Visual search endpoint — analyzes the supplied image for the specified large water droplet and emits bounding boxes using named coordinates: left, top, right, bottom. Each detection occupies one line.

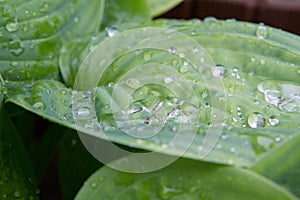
left=268, top=115, right=280, bottom=126
left=248, top=112, right=266, bottom=128
left=211, top=65, right=227, bottom=77
left=5, top=21, right=19, bottom=32
left=256, top=23, right=268, bottom=39
left=258, top=80, right=300, bottom=113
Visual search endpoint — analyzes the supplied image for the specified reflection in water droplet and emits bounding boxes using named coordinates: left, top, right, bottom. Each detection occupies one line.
left=33, top=102, right=45, bottom=110
left=168, top=47, right=177, bottom=54
left=105, top=27, right=119, bottom=37
left=275, top=136, right=282, bottom=143
left=76, top=107, right=91, bottom=117
left=268, top=115, right=280, bottom=126
left=248, top=112, right=266, bottom=128
left=211, top=65, right=227, bottom=77
left=256, top=23, right=268, bottom=39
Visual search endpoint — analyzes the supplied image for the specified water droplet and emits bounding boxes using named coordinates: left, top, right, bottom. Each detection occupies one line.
left=256, top=23, right=268, bottom=39
left=10, top=61, right=19, bottom=67
left=74, top=17, right=79, bottom=23
left=274, top=136, right=282, bottom=143
left=143, top=51, right=152, bottom=61
left=159, top=185, right=181, bottom=199
left=105, top=27, right=119, bottom=37
left=40, top=3, right=49, bottom=12
left=33, top=102, right=45, bottom=110
left=126, top=78, right=141, bottom=89
left=268, top=115, right=280, bottom=126
left=178, top=65, right=189, bottom=74
left=258, top=80, right=300, bottom=113
left=178, top=52, right=185, bottom=58
left=192, top=47, right=199, bottom=53
left=260, top=59, right=266, bottom=65
left=0, top=31, right=3, bottom=38
left=168, top=47, right=177, bottom=54
left=13, top=190, right=20, bottom=198
left=163, top=77, right=174, bottom=84
left=248, top=112, right=266, bottom=128
left=5, top=21, right=19, bottom=32
left=90, top=182, right=97, bottom=189
left=211, top=65, right=227, bottom=77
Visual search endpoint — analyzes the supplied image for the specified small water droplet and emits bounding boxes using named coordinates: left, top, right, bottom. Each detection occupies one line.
left=163, top=77, right=174, bottom=84
left=126, top=78, right=141, bottom=89
left=90, top=182, right=97, bottom=189
left=274, top=136, right=282, bottom=143
left=143, top=51, right=152, bottom=61
left=10, top=61, right=19, bottom=67
left=40, top=3, right=49, bottom=12
left=248, top=112, right=266, bottom=128
left=0, top=31, right=3, bottom=38
left=211, top=65, right=227, bottom=77
left=33, top=102, right=45, bottom=110
left=168, top=47, right=177, bottom=54
left=178, top=52, right=185, bottom=58
left=105, top=27, right=119, bottom=37
left=260, top=59, right=266, bottom=65
left=13, top=190, right=20, bottom=198
left=192, top=47, right=199, bottom=53
left=74, top=17, right=79, bottom=23
left=268, top=115, right=280, bottom=126
left=256, top=23, right=268, bottom=39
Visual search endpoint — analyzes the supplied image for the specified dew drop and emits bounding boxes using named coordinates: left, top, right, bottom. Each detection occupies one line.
left=10, top=61, right=19, bottom=67
left=168, top=47, right=177, bottom=54
left=126, top=78, right=141, bottom=89
left=256, top=23, right=268, bottom=39
left=143, top=51, right=152, bottom=61
left=5, top=21, right=19, bottom=32
left=74, top=17, right=79, bottom=23
left=178, top=65, right=189, bottom=74
left=33, top=102, right=45, bottom=110
left=248, top=112, right=266, bottom=128
left=268, top=115, right=280, bottom=126
left=105, top=27, right=119, bottom=37
left=13, top=190, right=20, bottom=198
left=0, top=31, right=3, bottom=38
left=40, top=3, right=49, bottom=12
left=211, top=65, right=227, bottom=77
left=90, top=182, right=97, bottom=189
left=178, top=52, right=185, bottom=58
left=163, top=77, right=174, bottom=84
left=9, top=48, right=24, bottom=57
left=274, top=136, right=282, bottom=143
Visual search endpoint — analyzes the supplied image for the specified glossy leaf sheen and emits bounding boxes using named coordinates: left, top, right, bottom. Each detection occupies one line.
left=75, top=158, right=297, bottom=200
left=0, top=0, right=104, bottom=81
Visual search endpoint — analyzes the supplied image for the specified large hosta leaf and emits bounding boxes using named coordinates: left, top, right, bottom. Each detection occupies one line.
left=4, top=19, right=300, bottom=169
left=0, top=0, right=104, bottom=81
left=75, top=157, right=297, bottom=200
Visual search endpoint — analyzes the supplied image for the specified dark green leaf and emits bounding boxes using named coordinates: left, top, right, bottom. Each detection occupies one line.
left=75, top=157, right=297, bottom=200
left=0, top=101, right=39, bottom=199
left=58, top=131, right=102, bottom=200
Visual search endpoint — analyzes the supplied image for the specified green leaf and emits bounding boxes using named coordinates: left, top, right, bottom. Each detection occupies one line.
left=0, top=0, right=104, bottom=82
left=75, top=157, right=297, bottom=200
left=146, top=0, right=184, bottom=17
left=58, top=130, right=102, bottom=200
left=5, top=19, right=300, bottom=169
left=0, top=101, right=39, bottom=199
left=101, top=0, right=151, bottom=29
left=252, top=134, right=300, bottom=197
